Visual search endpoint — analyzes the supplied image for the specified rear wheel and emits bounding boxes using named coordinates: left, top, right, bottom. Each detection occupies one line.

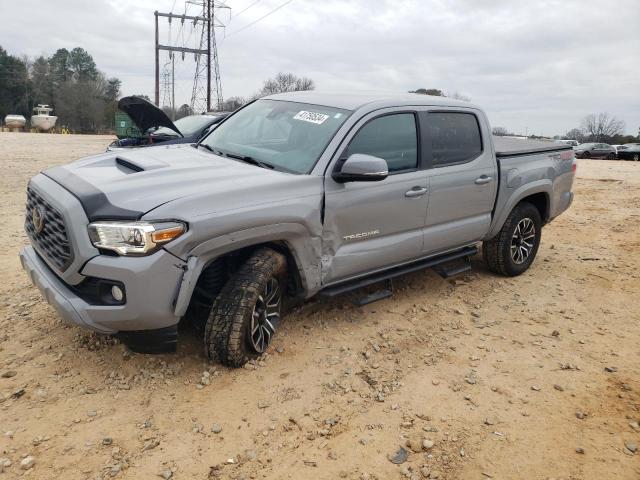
left=633, top=154, right=639, bottom=162
left=204, top=248, right=286, bottom=367
left=607, top=153, right=616, bottom=160
left=483, top=202, right=542, bottom=277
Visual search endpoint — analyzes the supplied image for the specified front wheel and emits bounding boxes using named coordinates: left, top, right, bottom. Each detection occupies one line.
left=633, top=154, right=639, bottom=162
left=581, top=151, right=590, bottom=159
left=483, top=202, right=542, bottom=276
left=607, top=153, right=616, bottom=160
left=204, top=248, right=286, bottom=367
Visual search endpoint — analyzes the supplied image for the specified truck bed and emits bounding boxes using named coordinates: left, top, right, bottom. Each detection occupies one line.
left=487, top=136, right=575, bottom=240
left=493, top=136, right=572, bottom=157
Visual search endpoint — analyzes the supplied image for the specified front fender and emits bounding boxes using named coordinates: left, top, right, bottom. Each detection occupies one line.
left=173, top=223, right=322, bottom=317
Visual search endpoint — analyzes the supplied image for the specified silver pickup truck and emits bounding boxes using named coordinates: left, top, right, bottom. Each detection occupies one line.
left=20, top=92, right=575, bottom=367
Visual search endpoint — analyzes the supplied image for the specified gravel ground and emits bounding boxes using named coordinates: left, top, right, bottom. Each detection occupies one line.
left=0, top=132, right=639, bottom=480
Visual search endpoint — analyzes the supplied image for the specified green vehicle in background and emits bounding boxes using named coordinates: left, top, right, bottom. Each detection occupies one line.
left=108, top=96, right=229, bottom=150
left=114, top=111, right=142, bottom=139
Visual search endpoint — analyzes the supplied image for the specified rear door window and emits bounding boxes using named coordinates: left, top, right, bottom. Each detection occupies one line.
left=428, top=112, right=482, bottom=167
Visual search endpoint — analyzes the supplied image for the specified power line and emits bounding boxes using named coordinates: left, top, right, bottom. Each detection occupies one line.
left=233, top=0, right=262, bottom=18
left=225, top=0, right=295, bottom=38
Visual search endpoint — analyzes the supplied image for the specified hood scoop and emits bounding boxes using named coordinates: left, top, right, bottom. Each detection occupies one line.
left=116, top=157, right=144, bottom=173
left=114, top=154, right=170, bottom=173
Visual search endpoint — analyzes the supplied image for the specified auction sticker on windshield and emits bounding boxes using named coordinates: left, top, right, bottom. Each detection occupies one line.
left=293, top=111, right=329, bottom=125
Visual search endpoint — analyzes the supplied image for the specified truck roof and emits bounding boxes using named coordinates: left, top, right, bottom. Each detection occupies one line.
left=263, top=91, right=478, bottom=111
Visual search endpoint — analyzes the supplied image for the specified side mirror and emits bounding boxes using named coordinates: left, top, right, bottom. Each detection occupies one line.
left=332, top=153, right=389, bottom=183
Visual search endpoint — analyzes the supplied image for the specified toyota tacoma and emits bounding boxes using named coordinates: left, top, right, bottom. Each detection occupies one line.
left=20, top=92, right=576, bottom=367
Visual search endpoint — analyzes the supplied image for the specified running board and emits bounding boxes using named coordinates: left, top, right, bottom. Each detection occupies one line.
left=320, top=246, right=478, bottom=299
left=435, top=261, right=472, bottom=279
left=353, top=279, right=394, bottom=306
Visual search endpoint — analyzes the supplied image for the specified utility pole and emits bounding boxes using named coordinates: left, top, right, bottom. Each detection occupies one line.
left=154, top=11, right=159, bottom=106
left=171, top=54, right=175, bottom=116
left=153, top=9, right=215, bottom=110
left=207, top=0, right=211, bottom=111
left=189, top=0, right=228, bottom=113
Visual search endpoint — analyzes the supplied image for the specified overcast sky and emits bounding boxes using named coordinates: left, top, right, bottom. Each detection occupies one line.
left=2, top=0, right=639, bottom=136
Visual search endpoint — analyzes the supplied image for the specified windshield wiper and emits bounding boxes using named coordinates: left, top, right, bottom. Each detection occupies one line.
left=224, top=152, right=275, bottom=170
left=198, top=144, right=275, bottom=170
left=197, top=143, right=224, bottom=156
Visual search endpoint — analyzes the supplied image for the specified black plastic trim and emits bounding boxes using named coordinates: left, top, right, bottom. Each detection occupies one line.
left=320, top=245, right=478, bottom=297
left=115, top=325, right=178, bottom=354
left=43, top=167, right=143, bottom=221
left=115, top=157, right=144, bottom=172
left=67, top=277, right=127, bottom=306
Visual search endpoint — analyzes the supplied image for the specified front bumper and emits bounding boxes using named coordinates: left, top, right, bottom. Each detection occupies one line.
left=20, top=245, right=186, bottom=335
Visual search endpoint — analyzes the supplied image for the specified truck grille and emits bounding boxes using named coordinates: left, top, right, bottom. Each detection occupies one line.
left=25, top=187, right=74, bottom=271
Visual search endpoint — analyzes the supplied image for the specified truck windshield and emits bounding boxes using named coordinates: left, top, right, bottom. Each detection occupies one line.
left=200, top=99, right=351, bottom=173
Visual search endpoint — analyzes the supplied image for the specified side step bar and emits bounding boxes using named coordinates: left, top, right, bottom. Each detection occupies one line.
left=320, top=245, right=478, bottom=298
left=435, top=261, right=472, bottom=279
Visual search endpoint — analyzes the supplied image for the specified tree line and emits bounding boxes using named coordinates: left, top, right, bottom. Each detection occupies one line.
left=7, top=43, right=634, bottom=144
left=127, top=72, right=316, bottom=122
left=0, top=45, right=121, bottom=133
left=0, top=43, right=317, bottom=133
left=493, top=113, right=638, bottom=144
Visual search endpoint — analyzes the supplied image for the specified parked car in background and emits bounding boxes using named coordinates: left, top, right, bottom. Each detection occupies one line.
left=574, top=143, right=616, bottom=159
left=616, top=144, right=640, bottom=161
left=108, top=96, right=229, bottom=151
left=612, top=145, right=628, bottom=156
left=555, top=139, right=578, bottom=148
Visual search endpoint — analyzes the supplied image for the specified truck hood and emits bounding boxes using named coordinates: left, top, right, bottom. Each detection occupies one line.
left=43, top=144, right=316, bottom=221
left=118, top=96, right=182, bottom=137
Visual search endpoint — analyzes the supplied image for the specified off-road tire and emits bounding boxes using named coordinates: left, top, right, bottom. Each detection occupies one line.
left=204, top=248, right=286, bottom=367
left=483, top=202, right=542, bottom=277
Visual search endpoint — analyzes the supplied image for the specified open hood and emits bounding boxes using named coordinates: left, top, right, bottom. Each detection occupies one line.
left=117, top=96, right=182, bottom=137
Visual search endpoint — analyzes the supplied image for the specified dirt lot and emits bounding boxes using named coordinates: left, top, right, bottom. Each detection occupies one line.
left=0, top=132, right=638, bottom=480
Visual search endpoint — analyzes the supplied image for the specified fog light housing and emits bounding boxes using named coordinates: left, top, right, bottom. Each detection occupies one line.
left=111, top=285, right=124, bottom=302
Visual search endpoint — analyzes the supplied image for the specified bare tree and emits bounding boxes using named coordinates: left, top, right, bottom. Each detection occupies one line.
left=259, top=72, right=315, bottom=96
left=564, top=128, right=584, bottom=143
left=447, top=91, right=471, bottom=102
left=411, top=88, right=444, bottom=96
left=492, top=126, right=510, bottom=136
left=220, top=96, right=246, bottom=111
left=176, top=104, right=193, bottom=119
left=580, top=113, right=625, bottom=141
left=410, top=88, right=470, bottom=101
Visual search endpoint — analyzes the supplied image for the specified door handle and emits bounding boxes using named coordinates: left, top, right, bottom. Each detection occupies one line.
left=405, top=186, right=428, bottom=197
left=475, top=175, right=493, bottom=185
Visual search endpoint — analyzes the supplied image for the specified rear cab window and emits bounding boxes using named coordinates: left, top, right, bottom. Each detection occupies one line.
left=427, top=112, right=483, bottom=167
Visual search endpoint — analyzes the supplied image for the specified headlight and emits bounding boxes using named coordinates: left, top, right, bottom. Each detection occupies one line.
left=87, top=221, right=186, bottom=256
